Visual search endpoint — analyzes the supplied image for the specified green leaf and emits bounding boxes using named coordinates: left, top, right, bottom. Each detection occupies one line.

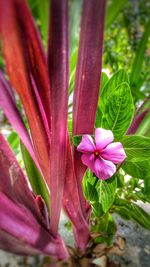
left=97, top=213, right=110, bottom=233
left=116, top=174, right=125, bottom=188
left=130, top=192, right=149, bottom=202
left=29, top=0, right=49, bottom=47
left=121, top=135, right=150, bottom=162
left=100, top=70, right=129, bottom=106
left=7, top=131, right=19, bottom=152
left=7, top=132, right=23, bottom=166
left=69, top=48, right=78, bottom=94
left=144, top=177, right=150, bottom=201
left=99, top=70, right=134, bottom=139
left=72, top=135, right=82, bottom=146
left=96, top=176, right=117, bottom=213
left=101, top=82, right=134, bottom=140
left=20, top=142, right=50, bottom=212
left=114, top=203, right=150, bottom=230
left=36, top=0, right=49, bottom=46
left=95, top=72, right=109, bottom=127
left=92, top=202, right=105, bottom=218
left=82, top=170, right=99, bottom=203
left=114, top=197, right=128, bottom=206
left=106, top=215, right=117, bottom=246
left=100, top=72, right=109, bottom=96
left=93, top=214, right=116, bottom=246
left=105, top=0, right=128, bottom=29
left=70, top=0, right=81, bottom=53
left=28, top=0, right=39, bottom=10
left=82, top=171, right=106, bottom=217
left=136, top=112, right=150, bottom=137
left=130, top=19, right=150, bottom=96
left=123, top=160, right=150, bottom=179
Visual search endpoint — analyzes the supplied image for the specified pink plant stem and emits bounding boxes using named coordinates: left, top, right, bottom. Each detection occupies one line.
left=48, top=0, right=69, bottom=236
left=127, top=94, right=150, bottom=134
left=0, top=71, right=40, bottom=170
left=63, top=138, right=90, bottom=251
left=72, top=0, right=106, bottom=219
left=127, top=109, right=150, bottom=134
left=0, top=0, right=51, bottom=179
left=135, top=94, right=150, bottom=116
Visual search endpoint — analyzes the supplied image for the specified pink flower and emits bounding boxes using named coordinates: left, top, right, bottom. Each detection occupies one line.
left=77, top=128, right=126, bottom=180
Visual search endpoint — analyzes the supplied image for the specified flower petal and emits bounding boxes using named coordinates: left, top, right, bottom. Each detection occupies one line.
left=101, top=142, right=126, bottom=164
left=81, top=153, right=95, bottom=172
left=95, top=128, right=114, bottom=150
left=77, top=135, right=95, bottom=153
left=94, top=158, right=116, bottom=180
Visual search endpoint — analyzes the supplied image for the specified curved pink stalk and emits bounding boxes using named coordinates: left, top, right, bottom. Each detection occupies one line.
left=72, top=0, right=106, bottom=217
left=0, top=0, right=51, bottom=179
left=0, top=193, right=68, bottom=258
left=73, top=0, right=106, bottom=135
left=127, top=109, right=150, bottom=134
left=48, top=0, right=69, bottom=236
left=0, top=133, right=68, bottom=259
left=0, top=71, right=40, bottom=170
left=0, top=133, right=45, bottom=223
left=63, top=138, right=90, bottom=251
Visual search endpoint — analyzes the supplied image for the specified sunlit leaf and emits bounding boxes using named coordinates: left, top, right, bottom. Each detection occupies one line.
left=96, top=176, right=117, bottom=213
left=121, top=135, right=150, bottom=161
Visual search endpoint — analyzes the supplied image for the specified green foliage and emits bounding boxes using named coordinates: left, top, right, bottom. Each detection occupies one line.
left=82, top=170, right=99, bottom=203
left=114, top=202, right=150, bottom=230
left=96, top=177, right=117, bottom=213
left=105, top=0, right=128, bottom=29
left=144, top=178, right=150, bottom=201
left=72, top=135, right=82, bottom=146
left=83, top=171, right=117, bottom=214
left=99, top=72, right=109, bottom=96
left=100, top=70, right=129, bottom=105
left=36, top=0, right=49, bottom=46
left=123, top=160, right=150, bottom=179
left=95, top=72, right=109, bottom=127
left=136, top=112, right=150, bottom=137
left=92, top=202, right=105, bottom=218
left=101, top=82, right=134, bottom=140
left=69, top=48, right=78, bottom=94
left=20, top=142, right=50, bottom=212
left=7, top=131, right=23, bottom=166
left=29, top=0, right=49, bottom=47
left=104, top=0, right=150, bottom=100
left=121, top=135, right=150, bottom=161
left=92, top=214, right=116, bottom=246
left=130, top=19, right=150, bottom=98
left=69, top=0, right=81, bottom=53
left=97, top=70, right=134, bottom=140
left=7, top=131, right=19, bottom=154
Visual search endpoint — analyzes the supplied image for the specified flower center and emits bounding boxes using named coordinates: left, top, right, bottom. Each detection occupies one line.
left=94, top=150, right=100, bottom=157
